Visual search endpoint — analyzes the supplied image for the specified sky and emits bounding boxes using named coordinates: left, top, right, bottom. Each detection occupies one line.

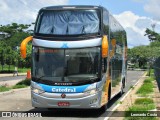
left=0, top=0, right=160, bottom=48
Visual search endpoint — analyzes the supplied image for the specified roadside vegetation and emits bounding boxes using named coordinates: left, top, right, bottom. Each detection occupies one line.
left=0, top=65, right=30, bottom=73
left=128, top=28, right=160, bottom=70
left=0, top=78, right=31, bottom=92
left=0, top=85, right=11, bottom=92
left=125, top=70, right=157, bottom=120
left=12, top=78, right=30, bottom=89
left=136, top=77, right=154, bottom=96
left=0, top=23, right=33, bottom=73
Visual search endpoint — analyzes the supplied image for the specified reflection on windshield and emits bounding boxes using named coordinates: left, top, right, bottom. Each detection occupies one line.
left=32, top=47, right=100, bottom=83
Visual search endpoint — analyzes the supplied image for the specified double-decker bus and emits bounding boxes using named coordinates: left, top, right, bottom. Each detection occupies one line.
left=20, top=5, right=127, bottom=111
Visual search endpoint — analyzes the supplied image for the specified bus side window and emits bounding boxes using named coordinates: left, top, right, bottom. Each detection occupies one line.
left=103, top=9, right=109, bottom=35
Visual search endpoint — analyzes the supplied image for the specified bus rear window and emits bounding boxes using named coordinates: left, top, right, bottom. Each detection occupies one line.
left=35, top=10, right=100, bottom=35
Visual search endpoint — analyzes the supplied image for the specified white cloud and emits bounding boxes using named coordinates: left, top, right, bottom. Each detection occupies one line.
left=113, top=11, right=159, bottom=48
left=1, top=0, right=159, bottom=48
left=144, top=0, right=160, bottom=20
left=0, top=0, right=68, bottom=25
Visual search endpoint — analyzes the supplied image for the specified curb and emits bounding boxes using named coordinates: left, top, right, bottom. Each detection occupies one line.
left=104, top=72, right=148, bottom=120
left=0, top=87, right=30, bottom=95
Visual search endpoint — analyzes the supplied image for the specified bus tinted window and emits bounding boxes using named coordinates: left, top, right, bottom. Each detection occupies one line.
left=103, top=9, right=109, bottom=35
left=36, top=10, right=100, bottom=35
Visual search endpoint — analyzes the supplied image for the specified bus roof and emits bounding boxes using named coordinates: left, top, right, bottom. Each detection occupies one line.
left=40, top=5, right=104, bottom=11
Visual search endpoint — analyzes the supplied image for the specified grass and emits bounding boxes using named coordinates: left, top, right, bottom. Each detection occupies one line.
left=12, top=79, right=31, bottom=89
left=128, top=104, right=155, bottom=111
left=135, top=98, right=154, bottom=105
left=125, top=104, right=156, bottom=120
left=124, top=73, right=157, bottom=120
left=136, top=83, right=154, bottom=96
left=0, top=64, right=30, bottom=73
left=144, top=78, right=154, bottom=83
left=0, top=79, right=31, bottom=92
left=147, top=69, right=155, bottom=77
left=12, top=85, right=28, bottom=89
left=136, top=77, right=154, bottom=96
left=125, top=103, right=156, bottom=119
left=0, top=86, right=11, bottom=92
left=16, top=78, right=31, bottom=86
left=18, top=68, right=30, bottom=73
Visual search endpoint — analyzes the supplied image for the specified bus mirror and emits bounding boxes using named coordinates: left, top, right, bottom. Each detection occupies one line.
left=20, top=36, right=33, bottom=59
left=102, top=35, right=109, bottom=58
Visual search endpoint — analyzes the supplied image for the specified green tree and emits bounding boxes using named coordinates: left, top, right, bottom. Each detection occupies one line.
left=127, top=45, right=160, bottom=69
left=0, top=23, right=33, bottom=70
left=145, top=28, right=160, bottom=42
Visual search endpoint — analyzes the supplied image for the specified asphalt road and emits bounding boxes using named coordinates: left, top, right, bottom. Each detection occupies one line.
left=0, top=70, right=145, bottom=120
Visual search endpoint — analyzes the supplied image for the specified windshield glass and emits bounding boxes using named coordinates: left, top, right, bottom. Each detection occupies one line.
left=35, top=10, right=100, bottom=35
left=32, top=47, right=100, bottom=83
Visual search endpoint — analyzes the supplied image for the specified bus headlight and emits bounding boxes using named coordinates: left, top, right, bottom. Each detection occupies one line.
left=84, top=89, right=97, bottom=96
left=32, top=88, right=45, bottom=94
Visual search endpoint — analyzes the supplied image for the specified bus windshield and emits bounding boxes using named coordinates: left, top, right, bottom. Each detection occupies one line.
left=35, top=10, right=100, bottom=35
left=32, top=47, right=100, bottom=84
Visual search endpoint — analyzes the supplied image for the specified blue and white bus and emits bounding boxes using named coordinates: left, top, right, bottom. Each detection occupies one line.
left=20, top=5, right=127, bottom=111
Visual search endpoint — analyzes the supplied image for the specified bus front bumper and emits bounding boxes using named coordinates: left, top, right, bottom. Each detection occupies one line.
left=31, top=91, right=102, bottom=109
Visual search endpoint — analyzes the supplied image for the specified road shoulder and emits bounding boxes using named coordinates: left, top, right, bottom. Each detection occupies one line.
left=105, top=72, right=147, bottom=120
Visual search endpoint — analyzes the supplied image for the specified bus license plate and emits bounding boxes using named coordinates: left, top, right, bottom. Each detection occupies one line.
left=58, top=102, right=70, bottom=106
